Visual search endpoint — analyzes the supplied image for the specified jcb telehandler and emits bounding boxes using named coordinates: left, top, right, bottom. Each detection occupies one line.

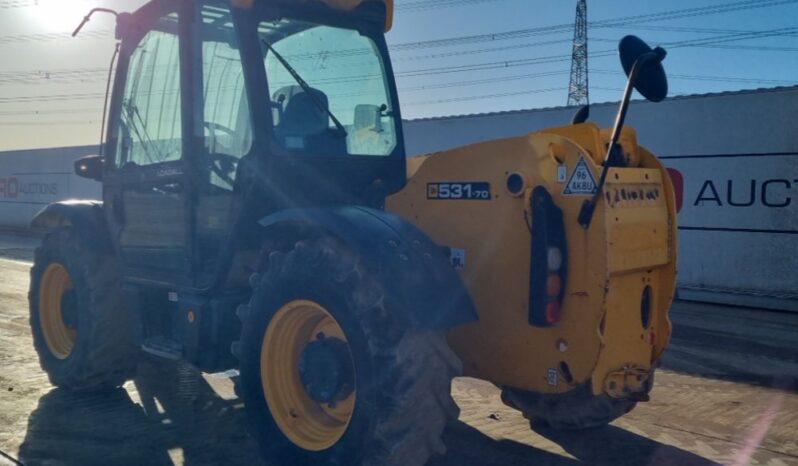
left=28, top=1, right=677, bottom=464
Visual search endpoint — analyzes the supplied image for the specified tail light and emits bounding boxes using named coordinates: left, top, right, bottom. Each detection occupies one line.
left=529, top=187, right=568, bottom=327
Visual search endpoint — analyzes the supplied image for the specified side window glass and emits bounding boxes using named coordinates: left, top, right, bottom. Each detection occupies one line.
left=201, top=4, right=251, bottom=190
left=115, top=15, right=182, bottom=168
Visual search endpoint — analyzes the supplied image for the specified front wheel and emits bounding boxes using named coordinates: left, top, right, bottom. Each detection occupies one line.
left=236, top=237, right=461, bottom=466
left=29, top=228, right=136, bottom=391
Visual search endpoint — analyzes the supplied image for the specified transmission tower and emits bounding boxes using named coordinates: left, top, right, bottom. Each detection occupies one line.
left=567, top=0, right=589, bottom=107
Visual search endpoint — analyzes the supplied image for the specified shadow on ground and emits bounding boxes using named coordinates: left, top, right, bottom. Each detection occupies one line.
left=532, top=424, right=722, bottom=466
left=427, top=421, right=721, bottom=466
left=17, top=361, right=260, bottom=466
left=16, top=361, right=721, bottom=466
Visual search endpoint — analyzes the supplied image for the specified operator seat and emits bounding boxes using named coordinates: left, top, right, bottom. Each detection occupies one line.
left=272, top=85, right=346, bottom=155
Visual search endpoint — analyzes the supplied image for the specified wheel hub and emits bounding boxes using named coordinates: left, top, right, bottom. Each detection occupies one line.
left=299, top=335, right=354, bottom=404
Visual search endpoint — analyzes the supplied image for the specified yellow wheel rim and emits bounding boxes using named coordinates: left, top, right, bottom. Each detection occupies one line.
left=39, top=263, right=77, bottom=359
left=261, top=300, right=356, bottom=451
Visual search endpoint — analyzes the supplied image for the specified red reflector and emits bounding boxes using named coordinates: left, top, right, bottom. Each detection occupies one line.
left=545, top=301, right=561, bottom=323
left=648, top=331, right=656, bottom=346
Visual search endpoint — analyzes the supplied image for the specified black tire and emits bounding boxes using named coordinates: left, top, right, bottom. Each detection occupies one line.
left=236, top=236, right=461, bottom=466
left=29, top=227, right=136, bottom=391
left=501, top=371, right=656, bottom=430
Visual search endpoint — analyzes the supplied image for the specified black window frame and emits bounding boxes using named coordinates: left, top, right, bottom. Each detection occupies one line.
left=103, top=0, right=195, bottom=185
left=229, top=1, right=407, bottom=197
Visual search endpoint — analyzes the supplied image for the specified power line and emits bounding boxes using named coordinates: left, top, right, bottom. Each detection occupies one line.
left=0, top=0, right=89, bottom=8
left=0, top=92, right=106, bottom=103
left=0, top=30, right=111, bottom=44
left=1, top=24, right=793, bottom=106
left=401, top=70, right=570, bottom=92
left=592, top=69, right=796, bottom=86
left=0, top=107, right=100, bottom=116
left=592, top=37, right=798, bottom=53
left=0, top=1, right=37, bottom=9
left=606, top=24, right=798, bottom=37
left=390, top=0, right=798, bottom=51
left=0, top=120, right=97, bottom=126
left=395, top=0, right=508, bottom=12
left=397, top=26, right=798, bottom=78
left=1, top=2, right=795, bottom=114
left=392, top=38, right=573, bottom=63
left=403, top=87, right=568, bottom=106
left=667, top=27, right=798, bottom=49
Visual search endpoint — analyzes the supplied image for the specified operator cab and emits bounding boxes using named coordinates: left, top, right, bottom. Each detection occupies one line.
left=97, top=0, right=405, bottom=288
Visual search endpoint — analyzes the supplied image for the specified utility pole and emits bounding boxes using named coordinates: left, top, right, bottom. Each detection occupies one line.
left=567, top=0, right=589, bottom=107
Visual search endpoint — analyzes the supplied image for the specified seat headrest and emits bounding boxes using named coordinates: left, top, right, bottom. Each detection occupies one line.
left=273, top=85, right=329, bottom=135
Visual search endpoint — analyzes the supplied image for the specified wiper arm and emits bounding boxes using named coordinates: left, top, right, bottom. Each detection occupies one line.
left=121, top=99, right=160, bottom=164
left=262, top=39, right=348, bottom=137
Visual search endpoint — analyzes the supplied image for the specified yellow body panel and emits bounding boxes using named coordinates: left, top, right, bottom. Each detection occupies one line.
left=387, top=123, right=677, bottom=397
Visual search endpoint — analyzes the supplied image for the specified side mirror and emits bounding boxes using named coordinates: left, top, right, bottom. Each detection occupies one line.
left=74, top=155, right=104, bottom=181
left=619, top=35, right=668, bottom=103
left=578, top=35, right=668, bottom=229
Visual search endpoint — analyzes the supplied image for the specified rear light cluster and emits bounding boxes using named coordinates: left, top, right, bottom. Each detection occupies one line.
left=529, top=187, right=568, bottom=327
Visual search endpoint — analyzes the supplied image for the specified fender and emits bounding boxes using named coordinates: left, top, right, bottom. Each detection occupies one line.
left=30, top=200, right=112, bottom=252
left=258, top=206, right=478, bottom=330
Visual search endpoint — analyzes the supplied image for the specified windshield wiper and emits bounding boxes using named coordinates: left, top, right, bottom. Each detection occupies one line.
left=262, top=39, right=348, bottom=137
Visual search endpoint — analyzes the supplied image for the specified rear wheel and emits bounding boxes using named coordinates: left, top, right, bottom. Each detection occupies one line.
left=236, top=237, right=460, bottom=466
left=29, top=228, right=136, bottom=391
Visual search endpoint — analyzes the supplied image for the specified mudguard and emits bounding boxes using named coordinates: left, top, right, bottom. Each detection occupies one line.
left=30, top=200, right=112, bottom=252
left=258, top=206, right=478, bottom=329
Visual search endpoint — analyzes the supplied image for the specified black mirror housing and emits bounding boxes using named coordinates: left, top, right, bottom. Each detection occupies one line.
left=74, top=155, right=104, bottom=181
left=618, top=35, right=668, bottom=103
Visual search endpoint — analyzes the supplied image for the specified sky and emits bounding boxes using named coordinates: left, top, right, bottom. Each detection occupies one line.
left=0, top=0, right=796, bottom=150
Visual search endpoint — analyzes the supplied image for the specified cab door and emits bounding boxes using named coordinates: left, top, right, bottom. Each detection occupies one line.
left=103, top=3, right=193, bottom=285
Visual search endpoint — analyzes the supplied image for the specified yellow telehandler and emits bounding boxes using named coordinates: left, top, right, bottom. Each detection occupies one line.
left=28, top=1, right=676, bottom=465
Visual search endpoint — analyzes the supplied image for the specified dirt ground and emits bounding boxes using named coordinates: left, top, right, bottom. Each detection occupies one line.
left=0, top=235, right=796, bottom=466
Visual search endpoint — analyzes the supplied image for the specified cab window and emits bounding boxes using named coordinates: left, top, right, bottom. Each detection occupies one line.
left=201, top=5, right=252, bottom=190
left=115, top=15, right=182, bottom=168
left=260, top=20, right=397, bottom=157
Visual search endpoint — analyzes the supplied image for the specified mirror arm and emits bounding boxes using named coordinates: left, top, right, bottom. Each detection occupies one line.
left=72, top=8, right=119, bottom=37
left=577, top=50, right=660, bottom=229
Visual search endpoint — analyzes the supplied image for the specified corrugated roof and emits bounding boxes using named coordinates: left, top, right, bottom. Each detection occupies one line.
left=403, top=85, right=798, bottom=123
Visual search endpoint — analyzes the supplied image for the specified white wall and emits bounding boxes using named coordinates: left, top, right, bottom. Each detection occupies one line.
left=0, top=146, right=102, bottom=229
left=403, top=87, right=798, bottom=311
left=0, top=87, right=795, bottom=311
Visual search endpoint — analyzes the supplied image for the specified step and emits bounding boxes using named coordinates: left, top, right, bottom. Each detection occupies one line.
left=141, top=336, right=183, bottom=360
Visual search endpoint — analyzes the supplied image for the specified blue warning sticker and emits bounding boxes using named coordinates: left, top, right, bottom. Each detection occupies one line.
left=563, top=156, right=597, bottom=195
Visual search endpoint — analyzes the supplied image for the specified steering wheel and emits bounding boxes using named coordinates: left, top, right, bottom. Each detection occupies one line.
left=204, top=121, right=238, bottom=153
left=209, top=152, right=240, bottom=188
left=204, top=122, right=239, bottom=188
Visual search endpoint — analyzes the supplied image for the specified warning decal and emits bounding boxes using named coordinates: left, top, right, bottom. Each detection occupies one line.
left=563, top=156, right=597, bottom=195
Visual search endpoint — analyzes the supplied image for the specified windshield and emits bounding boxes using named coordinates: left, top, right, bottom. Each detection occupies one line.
left=259, top=19, right=398, bottom=157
